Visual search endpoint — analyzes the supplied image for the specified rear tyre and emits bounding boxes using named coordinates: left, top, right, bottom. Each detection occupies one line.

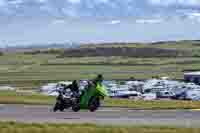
left=71, top=97, right=80, bottom=112
left=89, top=97, right=100, bottom=112
left=53, top=107, right=58, bottom=112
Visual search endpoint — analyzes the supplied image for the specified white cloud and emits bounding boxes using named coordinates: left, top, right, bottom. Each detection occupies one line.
left=136, top=19, right=163, bottom=24
left=179, top=0, right=200, bottom=6
left=149, top=0, right=174, bottom=6
left=68, top=0, right=81, bottom=4
left=106, top=20, right=121, bottom=25
left=96, top=0, right=109, bottom=4
left=186, top=12, right=200, bottom=22
left=0, top=0, right=200, bottom=20
left=36, top=0, right=49, bottom=3
left=62, top=7, right=78, bottom=17
left=39, top=5, right=53, bottom=12
left=149, top=0, right=200, bottom=6
left=0, top=0, right=6, bottom=7
left=51, top=19, right=65, bottom=24
left=188, top=12, right=200, bottom=18
left=8, top=0, right=23, bottom=5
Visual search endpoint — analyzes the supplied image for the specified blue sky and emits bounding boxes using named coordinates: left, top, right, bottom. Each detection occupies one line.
left=0, top=0, right=200, bottom=45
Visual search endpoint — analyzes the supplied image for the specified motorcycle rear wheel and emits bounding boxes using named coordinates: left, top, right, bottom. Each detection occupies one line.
left=89, top=97, right=100, bottom=112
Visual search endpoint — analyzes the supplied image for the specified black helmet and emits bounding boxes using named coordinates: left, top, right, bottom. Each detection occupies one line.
left=96, top=74, right=103, bottom=82
left=98, top=74, right=103, bottom=79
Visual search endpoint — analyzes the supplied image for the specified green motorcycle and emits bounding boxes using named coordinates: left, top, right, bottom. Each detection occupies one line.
left=71, top=82, right=108, bottom=112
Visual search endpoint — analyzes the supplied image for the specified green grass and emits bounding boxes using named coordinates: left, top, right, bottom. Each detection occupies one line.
left=0, top=54, right=195, bottom=89
left=80, top=40, right=200, bottom=50
left=0, top=91, right=54, bottom=105
left=0, top=41, right=200, bottom=89
left=0, top=122, right=199, bottom=133
left=1, top=91, right=200, bottom=110
left=104, top=98, right=200, bottom=110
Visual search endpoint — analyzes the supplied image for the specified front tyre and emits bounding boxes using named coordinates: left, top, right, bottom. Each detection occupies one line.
left=71, top=97, right=80, bottom=112
left=59, top=106, right=65, bottom=112
left=72, top=104, right=80, bottom=112
left=53, top=102, right=60, bottom=112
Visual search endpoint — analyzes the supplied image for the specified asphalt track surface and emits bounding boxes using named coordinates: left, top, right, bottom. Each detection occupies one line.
left=0, top=104, right=200, bottom=127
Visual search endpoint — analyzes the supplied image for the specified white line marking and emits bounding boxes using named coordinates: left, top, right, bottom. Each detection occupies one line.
left=190, top=109, right=200, bottom=111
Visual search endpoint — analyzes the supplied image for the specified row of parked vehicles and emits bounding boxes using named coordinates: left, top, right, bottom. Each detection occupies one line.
left=41, top=78, right=200, bottom=112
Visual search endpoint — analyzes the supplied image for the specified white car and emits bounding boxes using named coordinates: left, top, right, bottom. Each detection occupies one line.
left=156, top=91, right=175, bottom=98
left=142, top=93, right=157, bottom=101
left=185, top=90, right=200, bottom=101
left=109, top=90, right=141, bottom=99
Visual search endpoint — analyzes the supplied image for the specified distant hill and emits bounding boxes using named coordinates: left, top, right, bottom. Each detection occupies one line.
left=58, top=40, right=200, bottom=58
left=59, top=47, right=189, bottom=58
left=1, top=42, right=80, bottom=53
left=2, top=40, right=200, bottom=57
left=80, top=40, right=200, bottom=48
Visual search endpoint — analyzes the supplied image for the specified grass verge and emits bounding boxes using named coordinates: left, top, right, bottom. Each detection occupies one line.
left=1, top=91, right=200, bottom=110
left=0, top=122, right=199, bottom=133
left=104, top=98, right=200, bottom=110
left=0, top=91, right=54, bottom=105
